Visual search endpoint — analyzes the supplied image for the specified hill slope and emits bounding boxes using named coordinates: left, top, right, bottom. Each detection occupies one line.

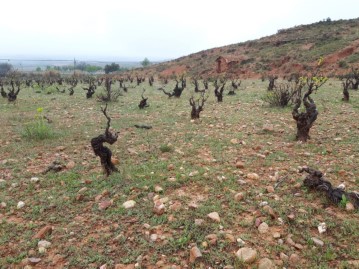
left=147, top=18, right=359, bottom=78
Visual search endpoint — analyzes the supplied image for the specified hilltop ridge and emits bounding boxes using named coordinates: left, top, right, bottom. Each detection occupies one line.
left=144, top=18, right=359, bottom=78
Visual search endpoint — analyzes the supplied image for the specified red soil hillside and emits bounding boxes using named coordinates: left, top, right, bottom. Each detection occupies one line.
left=141, top=18, right=359, bottom=78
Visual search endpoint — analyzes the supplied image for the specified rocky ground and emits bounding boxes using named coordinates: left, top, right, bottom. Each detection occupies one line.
left=0, top=79, right=358, bottom=268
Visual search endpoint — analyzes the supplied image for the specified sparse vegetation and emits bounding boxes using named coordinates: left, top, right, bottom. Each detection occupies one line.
left=21, top=107, right=56, bottom=140
left=1, top=17, right=359, bottom=269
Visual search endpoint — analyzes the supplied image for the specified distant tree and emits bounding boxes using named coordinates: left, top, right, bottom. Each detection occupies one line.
left=36, top=67, right=42, bottom=72
left=0, top=63, right=13, bottom=77
left=75, top=62, right=87, bottom=71
left=104, top=63, right=120, bottom=74
left=85, top=65, right=102, bottom=73
left=141, top=57, right=151, bottom=67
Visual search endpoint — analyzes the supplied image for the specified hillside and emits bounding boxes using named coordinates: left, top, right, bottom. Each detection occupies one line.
left=146, top=18, right=359, bottom=78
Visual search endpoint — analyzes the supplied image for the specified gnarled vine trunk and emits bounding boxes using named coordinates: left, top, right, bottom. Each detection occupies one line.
left=91, top=104, right=119, bottom=177
left=292, top=89, right=318, bottom=142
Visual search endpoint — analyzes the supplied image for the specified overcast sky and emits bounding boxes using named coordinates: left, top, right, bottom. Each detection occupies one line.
left=1, top=0, right=358, bottom=61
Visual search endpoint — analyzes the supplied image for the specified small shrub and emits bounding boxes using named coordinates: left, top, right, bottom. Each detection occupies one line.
left=22, top=108, right=55, bottom=140
left=339, top=194, right=348, bottom=208
left=261, top=83, right=299, bottom=107
left=159, top=144, right=173, bottom=153
left=338, top=60, right=348, bottom=68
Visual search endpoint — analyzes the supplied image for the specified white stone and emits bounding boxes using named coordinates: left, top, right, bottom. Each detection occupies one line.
left=17, top=201, right=25, bottom=209
left=311, top=237, right=324, bottom=247
left=318, top=222, right=327, bottom=234
left=38, top=246, right=47, bottom=253
left=237, top=238, right=245, bottom=246
left=258, top=222, right=269, bottom=234
left=123, top=200, right=136, bottom=209
left=150, top=234, right=158, bottom=241
left=235, top=247, right=257, bottom=264
left=38, top=240, right=51, bottom=248
left=30, top=177, right=40, bottom=183
left=207, top=212, right=220, bottom=222
left=154, top=185, right=163, bottom=193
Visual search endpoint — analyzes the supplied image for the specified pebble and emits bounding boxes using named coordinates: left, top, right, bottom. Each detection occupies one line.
left=273, top=232, right=281, bottom=239
left=78, top=187, right=88, bottom=194
left=194, top=219, right=204, bottom=226
left=188, top=202, right=199, bottom=209
left=189, top=246, right=202, bottom=263
left=30, top=177, right=40, bottom=183
left=28, top=257, right=41, bottom=265
left=169, top=201, right=181, bottom=211
left=234, top=192, right=244, bottom=201
left=123, top=200, right=136, bottom=209
left=346, top=202, right=355, bottom=212
left=311, top=237, right=324, bottom=247
left=318, top=222, right=327, bottom=234
left=167, top=164, right=175, bottom=171
left=266, top=186, right=275, bottom=193
left=98, top=200, right=113, bottom=210
left=111, top=157, right=119, bottom=165
left=56, top=146, right=66, bottom=151
left=153, top=200, right=165, bottom=215
left=38, top=246, right=46, bottom=254
left=237, top=238, right=245, bottom=246
left=189, top=171, right=199, bottom=177
left=258, top=222, right=269, bottom=234
left=289, top=254, right=300, bottom=265
left=66, top=161, right=75, bottom=169
left=207, top=212, right=220, bottom=222
left=247, top=173, right=259, bottom=180
left=237, top=179, right=247, bottom=185
left=33, top=225, right=53, bottom=239
left=225, top=233, right=236, bottom=243
left=263, top=124, right=274, bottom=132
left=258, top=258, right=275, bottom=269
left=235, top=161, right=245, bottom=169
left=154, top=185, right=163, bottom=193
left=235, top=247, right=257, bottom=264
left=280, top=252, right=289, bottom=261
left=159, top=197, right=169, bottom=203
left=263, top=205, right=276, bottom=219
left=205, top=234, right=218, bottom=245
left=38, top=240, right=51, bottom=249
left=150, top=234, right=158, bottom=242
left=286, top=235, right=296, bottom=246
left=17, top=201, right=25, bottom=209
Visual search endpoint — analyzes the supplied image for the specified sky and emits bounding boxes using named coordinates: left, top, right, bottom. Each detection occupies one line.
left=0, top=0, right=358, bottom=61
